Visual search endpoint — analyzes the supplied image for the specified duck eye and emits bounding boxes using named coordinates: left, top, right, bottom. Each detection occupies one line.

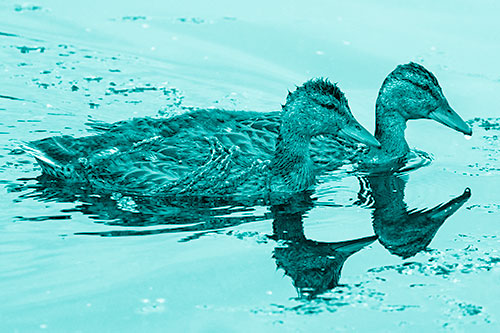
left=322, top=103, right=336, bottom=110
left=418, top=83, right=430, bottom=91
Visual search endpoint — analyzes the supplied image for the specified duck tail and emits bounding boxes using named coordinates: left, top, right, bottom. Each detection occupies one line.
left=85, top=118, right=114, bottom=133
left=21, top=139, right=74, bottom=179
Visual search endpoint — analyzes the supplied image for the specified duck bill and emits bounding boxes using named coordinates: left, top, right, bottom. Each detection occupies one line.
left=429, top=102, right=472, bottom=136
left=425, top=187, right=471, bottom=221
left=338, top=122, right=381, bottom=148
left=333, top=235, right=378, bottom=255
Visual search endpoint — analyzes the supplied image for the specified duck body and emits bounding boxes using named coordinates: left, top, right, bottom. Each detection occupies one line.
left=26, top=79, right=379, bottom=198
left=29, top=109, right=278, bottom=196
left=29, top=62, right=470, bottom=197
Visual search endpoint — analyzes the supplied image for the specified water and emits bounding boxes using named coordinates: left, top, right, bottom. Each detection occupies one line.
left=1, top=1, right=500, bottom=331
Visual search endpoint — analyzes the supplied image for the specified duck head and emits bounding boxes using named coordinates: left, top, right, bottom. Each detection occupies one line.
left=377, top=62, right=472, bottom=135
left=282, top=78, right=380, bottom=147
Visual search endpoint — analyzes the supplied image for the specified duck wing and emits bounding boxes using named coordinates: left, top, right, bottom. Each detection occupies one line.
left=86, top=109, right=280, bottom=158
left=87, top=108, right=359, bottom=170
left=27, top=109, right=277, bottom=194
left=83, top=133, right=269, bottom=195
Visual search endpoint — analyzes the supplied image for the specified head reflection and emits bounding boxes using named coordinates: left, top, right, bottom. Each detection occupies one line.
left=363, top=173, right=471, bottom=259
left=269, top=193, right=376, bottom=299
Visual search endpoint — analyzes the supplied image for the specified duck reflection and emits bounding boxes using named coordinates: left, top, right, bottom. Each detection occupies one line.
left=16, top=177, right=376, bottom=298
left=269, top=192, right=377, bottom=299
left=16, top=176, right=272, bottom=238
left=14, top=170, right=470, bottom=298
left=363, top=173, right=471, bottom=259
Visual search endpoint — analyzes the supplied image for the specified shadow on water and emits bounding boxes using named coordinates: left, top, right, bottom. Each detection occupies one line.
left=12, top=167, right=471, bottom=298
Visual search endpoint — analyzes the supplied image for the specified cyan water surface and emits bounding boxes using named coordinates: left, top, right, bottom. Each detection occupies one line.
left=1, top=1, right=500, bottom=331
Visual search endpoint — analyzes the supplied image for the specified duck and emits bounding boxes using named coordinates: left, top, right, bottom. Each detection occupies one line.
left=368, top=62, right=471, bottom=164
left=25, top=79, right=380, bottom=198
left=85, top=62, right=470, bottom=172
left=312, top=62, right=473, bottom=170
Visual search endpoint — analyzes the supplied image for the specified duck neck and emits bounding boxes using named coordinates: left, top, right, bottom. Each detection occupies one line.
left=374, top=102, right=410, bottom=158
left=369, top=175, right=408, bottom=218
left=271, top=126, right=315, bottom=192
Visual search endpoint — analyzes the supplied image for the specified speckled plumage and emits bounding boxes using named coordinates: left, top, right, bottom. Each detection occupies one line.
left=26, top=79, right=376, bottom=198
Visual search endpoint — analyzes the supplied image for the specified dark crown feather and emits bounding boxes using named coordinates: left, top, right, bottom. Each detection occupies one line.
left=394, top=62, right=440, bottom=87
left=286, top=78, right=346, bottom=105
